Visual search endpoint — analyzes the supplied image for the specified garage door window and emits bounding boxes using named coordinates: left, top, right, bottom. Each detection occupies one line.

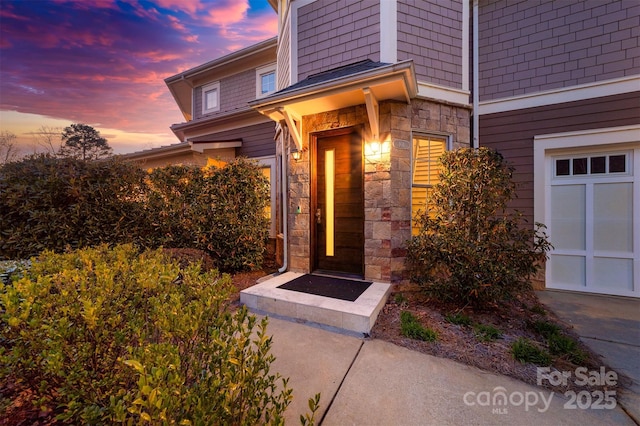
left=555, top=153, right=628, bottom=177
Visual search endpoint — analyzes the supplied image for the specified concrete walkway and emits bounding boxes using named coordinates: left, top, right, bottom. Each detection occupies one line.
left=537, top=290, right=640, bottom=423
left=263, top=314, right=636, bottom=425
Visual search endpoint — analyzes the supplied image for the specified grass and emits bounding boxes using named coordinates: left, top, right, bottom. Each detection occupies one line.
left=473, top=323, right=502, bottom=341
left=444, top=312, right=472, bottom=327
left=511, top=338, right=552, bottom=366
left=530, top=320, right=562, bottom=338
left=400, top=311, right=437, bottom=342
left=529, top=319, right=587, bottom=363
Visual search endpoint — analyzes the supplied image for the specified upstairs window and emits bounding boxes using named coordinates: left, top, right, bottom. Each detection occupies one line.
left=202, top=81, right=220, bottom=114
left=411, top=134, right=449, bottom=235
left=256, top=63, right=276, bottom=98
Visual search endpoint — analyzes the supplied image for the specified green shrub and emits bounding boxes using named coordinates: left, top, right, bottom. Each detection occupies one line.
left=0, top=155, right=150, bottom=259
left=0, top=244, right=291, bottom=424
left=473, top=323, right=502, bottom=341
left=511, top=338, right=552, bottom=366
left=400, top=311, right=437, bottom=342
left=0, top=156, right=270, bottom=272
left=444, top=312, right=472, bottom=327
left=406, top=147, right=552, bottom=307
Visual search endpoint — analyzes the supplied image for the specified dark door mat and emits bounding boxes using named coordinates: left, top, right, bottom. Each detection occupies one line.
left=277, top=274, right=372, bottom=302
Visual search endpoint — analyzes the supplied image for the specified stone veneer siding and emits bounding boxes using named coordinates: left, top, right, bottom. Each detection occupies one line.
left=286, top=98, right=470, bottom=283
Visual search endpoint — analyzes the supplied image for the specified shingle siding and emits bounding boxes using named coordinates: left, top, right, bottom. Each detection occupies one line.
left=297, top=0, right=380, bottom=81
left=193, top=69, right=257, bottom=120
left=221, top=69, right=255, bottom=112
left=397, top=0, right=463, bottom=88
left=479, top=0, right=640, bottom=101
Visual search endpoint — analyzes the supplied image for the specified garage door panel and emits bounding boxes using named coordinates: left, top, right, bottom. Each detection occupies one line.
left=593, top=257, right=634, bottom=291
left=550, top=254, right=586, bottom=287
left=593, top=182, right=633, bottom=253
left=551, top=185, right=586, bottom=250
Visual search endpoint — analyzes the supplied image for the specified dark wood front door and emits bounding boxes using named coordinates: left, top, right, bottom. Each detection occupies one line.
left=313, top=129, right=364, bottom=276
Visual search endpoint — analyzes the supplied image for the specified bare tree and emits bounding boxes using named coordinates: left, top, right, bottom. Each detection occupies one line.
left=0, top=131, right=19, bottom=164
left=31, top=125, right=63, bottom=155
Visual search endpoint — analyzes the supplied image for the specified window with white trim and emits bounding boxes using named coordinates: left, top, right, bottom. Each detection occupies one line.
left=256, top=63, right=276, bottom=98
left=201, top=81, right=220, bottom=114
left=411, top=134, right=449, bottom=234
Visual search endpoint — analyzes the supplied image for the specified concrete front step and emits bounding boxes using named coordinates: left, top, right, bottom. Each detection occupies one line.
left=240, top=271, right=392, bottom=336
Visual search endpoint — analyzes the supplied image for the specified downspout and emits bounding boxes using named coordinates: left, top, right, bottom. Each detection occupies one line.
left=472, top=0, right=479, bottom=149
left=278, top=125, right=288, bottom=273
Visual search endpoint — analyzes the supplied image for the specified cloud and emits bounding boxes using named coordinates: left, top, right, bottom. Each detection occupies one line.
left=0, top=0, right=277, bottom=154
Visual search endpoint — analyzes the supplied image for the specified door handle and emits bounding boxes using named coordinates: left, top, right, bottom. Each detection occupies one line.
left=316, top=208, right=322, bottom=224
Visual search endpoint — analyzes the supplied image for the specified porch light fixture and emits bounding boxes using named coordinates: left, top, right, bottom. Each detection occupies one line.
left=291, top=149, right=301, bottom=160
left=369, top=141, right=381, bottom=154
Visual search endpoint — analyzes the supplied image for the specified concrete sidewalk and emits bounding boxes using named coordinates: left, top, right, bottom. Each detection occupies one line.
left=537, top=290, right=640, bottom=423
left=263, top=315, right=635, bottom=425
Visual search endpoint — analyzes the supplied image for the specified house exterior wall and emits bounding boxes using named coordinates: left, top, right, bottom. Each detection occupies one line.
left=287, top=98, right=470, bottom=283
left=193, top=69, right=257, bottom=120
left=278, top=13, right=291, bottom=89
left=297, top=0, right=380, bottom=81
left=188, top=121, right=276, bottom=158
left=478, top=0, right=640, bottom=101
left=479, top=91, right=640, bottom=225
left=397, top=0, right=463, bottom=88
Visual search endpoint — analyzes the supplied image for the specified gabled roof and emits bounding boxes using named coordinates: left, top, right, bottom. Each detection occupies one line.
left=278, top=60, right=391, bottom=94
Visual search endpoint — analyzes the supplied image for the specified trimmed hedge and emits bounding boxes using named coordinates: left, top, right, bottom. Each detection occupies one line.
left=0, top=155, right=270, bottom=272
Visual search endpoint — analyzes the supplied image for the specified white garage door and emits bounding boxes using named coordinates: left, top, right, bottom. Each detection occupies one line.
left=547, top=149, right=639, bottom=297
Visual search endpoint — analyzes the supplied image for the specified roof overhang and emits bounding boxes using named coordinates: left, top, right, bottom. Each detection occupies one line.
left=119, top=140, right=242, bottom=163
left=165, top=37, right=277, bottom=121
left=249, top=60, right=417, bottom=150
left=170, top=107, right=271, bottom=142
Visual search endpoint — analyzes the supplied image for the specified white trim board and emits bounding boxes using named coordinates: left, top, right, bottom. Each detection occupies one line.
left=480, top=75, right=640, bottom=115
left=417, top=81, right=470, bottom=106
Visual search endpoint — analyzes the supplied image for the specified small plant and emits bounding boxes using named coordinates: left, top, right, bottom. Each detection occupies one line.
left=530, top=304, right=547, bottom=316
left=444, top=312, right=472, bottom=327
left=511, top=338, right=552, bottom=366
left=473, top=323, right=502, bottom=341
left=547, top=333, right=587, bottom=364
left=530, top=320, right=562, bottom=339
left=400, top=311, right=437, bottom=342
left=394, top=292, right=408, bottom=305
left=300, top=393, right=321, bottom=426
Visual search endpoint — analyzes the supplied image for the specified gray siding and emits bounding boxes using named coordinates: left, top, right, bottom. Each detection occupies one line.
left=278, top=17, right=291, bottom=90
left=200, top=121, right=276, bottom=158
left=193, top=70, right=257, bottom=120
left=398, top=0, right=463, bottom=88
left=221, top=69, right=256, bottom=112
left=480, top=91, right=640, bottom=223
left=479, top=0, right=640, bottom=101
left=297, top=0, right=380, bottom=81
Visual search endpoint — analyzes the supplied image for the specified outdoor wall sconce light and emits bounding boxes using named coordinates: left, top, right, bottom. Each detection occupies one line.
left=365, top=140, right=390, bottom=157
left=291, top=149, right=301, bottom=161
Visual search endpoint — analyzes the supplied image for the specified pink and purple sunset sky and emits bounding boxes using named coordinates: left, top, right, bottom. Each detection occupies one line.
left=0, top=0, right=277, bottom=155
